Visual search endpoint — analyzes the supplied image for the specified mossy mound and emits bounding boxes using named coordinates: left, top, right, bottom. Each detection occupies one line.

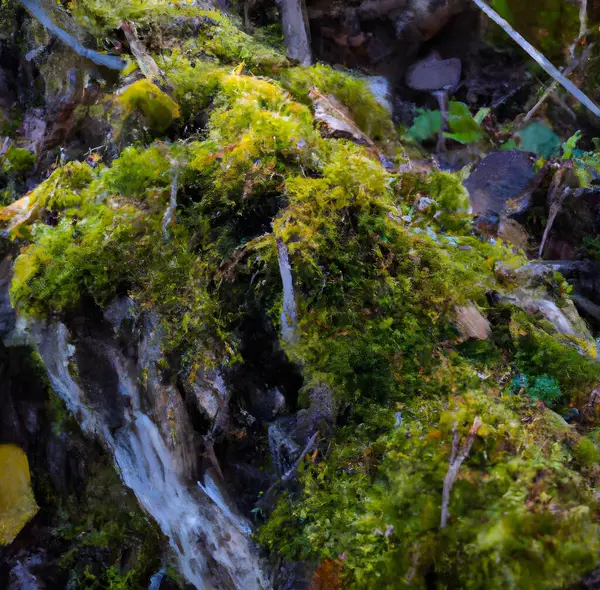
left=3, top=3, right=600, bottom=588
left=0, top=444, right=39, bottom=545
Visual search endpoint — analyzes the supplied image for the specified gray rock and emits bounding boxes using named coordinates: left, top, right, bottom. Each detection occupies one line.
left=463, top=151, right=538, bottom=223
left=406, top=53, right=461, bottom=91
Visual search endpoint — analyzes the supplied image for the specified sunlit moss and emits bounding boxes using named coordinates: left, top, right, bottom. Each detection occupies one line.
left=117, top=79, right=180, bottom=134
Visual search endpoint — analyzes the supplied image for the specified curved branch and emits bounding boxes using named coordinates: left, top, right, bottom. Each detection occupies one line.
left=20, top=0, right=126, bottom=71
left=471, top=0, right=600, bottom=119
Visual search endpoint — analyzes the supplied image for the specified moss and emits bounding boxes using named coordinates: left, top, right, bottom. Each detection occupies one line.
left=489, top=0, right=580, bottom=61
left=259, top=390, right=600, bottom=589
left=279, top=64, right=395, bottom=141
left=511, top=312, right=600, bottom=403
left=572, top=437, right=600, bottom=467
left=117, top=79, right=180, bottom=135
left=1, top=146, right=36, bottom=175
left=55, top=462, right=162, bottom=589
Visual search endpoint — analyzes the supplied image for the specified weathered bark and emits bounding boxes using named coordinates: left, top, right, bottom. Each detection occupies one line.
left=440, top=417, right=482, bottom=529
left=276, top=0, right=312, bottom=66
left=121, top=21, right=170, bottom=87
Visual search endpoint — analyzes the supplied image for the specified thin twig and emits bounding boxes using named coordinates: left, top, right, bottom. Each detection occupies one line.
left=256, top=431, right=319, bottom=512
left=471, top=0, right=600, bottom=119
left=539, top=168, right=567, bottom=258
left=162, top=170, right=179, bottom=239
left=524, top=44, right=593, bottom=123
left=440, top=416, right=482, bottom=529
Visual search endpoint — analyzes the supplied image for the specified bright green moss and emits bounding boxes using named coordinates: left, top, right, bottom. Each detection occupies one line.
left=573, top=437, right=600, bottom=467
left=118, top=79, right=180, bottom=134
left=190, top=10, right=287, bottom=72
left=280, top=64, right=395, bottom=141
left=1, top=146, right=36, bottom=175
left=512, top=312, right=600, bottom=403
left=30, top=161, right=94, bottom=211
left=259, top=391, right=600, bottom=589
left=68, top=0, right=192, bottom=35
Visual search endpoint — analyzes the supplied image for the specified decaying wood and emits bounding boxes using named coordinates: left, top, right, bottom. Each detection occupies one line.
left=471, top=0, right=600, bottom=119
left=162, top=171, right=179, bottom=239
left=121, top=21, right=170, bottom=87
left=539, top=168, right=567, bottom=258
left=440, top=416, right=482, bottom=529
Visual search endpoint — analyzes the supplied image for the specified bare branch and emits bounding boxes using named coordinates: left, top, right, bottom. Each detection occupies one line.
left=20, top=0, right=125, bottom=70
left=121, top=21, right=170, bottom=87
left=440, top=416, right=482, bottom=529
left=162, top=170, right=179, bottom=239
left=470, top=0, right=600, bottom=119
left=539, top=168, right=567, bottom=258
left=524, top=44, right=593, bottom=123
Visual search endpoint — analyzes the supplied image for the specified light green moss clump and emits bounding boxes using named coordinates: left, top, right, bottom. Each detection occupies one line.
left=3, top=7, right=600, bottom=588
left=280, top=64, right=395, bottom=141
left=118, top=79, right=180, bottom=134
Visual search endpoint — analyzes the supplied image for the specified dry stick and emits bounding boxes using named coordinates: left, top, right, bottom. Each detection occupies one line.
left=539, top=168, right=567, bottom=258
left=440, top=416, right=482, bottom=529
left=470, top=0, right=600, bottom=119
left=121, top=21, right=169, bottom=87
left=162, top=170, right=179, bottom=239
left=524, top=43, right=593, bottom=123
left=256, top=431, right=319, bottom=511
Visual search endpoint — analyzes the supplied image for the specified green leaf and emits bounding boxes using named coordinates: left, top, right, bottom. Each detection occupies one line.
left=408, top=109, right=443, bottom=142
left=500, top=139, right=519, bottom=151
left=516, top=122, right=560, bottom=159
left=562, top=131, right=582, bottom=160
left=444, top=101, right=486, bottom=145
left=474, top=107, right=491, bottom=125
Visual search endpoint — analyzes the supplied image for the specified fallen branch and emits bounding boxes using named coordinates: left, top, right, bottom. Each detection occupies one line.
left=161, top=170, right=179, bottom=239
left=256, top=431, right=319, bottom=511
left=276, top=237, right=298, bottom=346
left=20, top=0, right=125, bottom=71
left=121, top=21, right=170, bottom=87
left=539, top=168, right=567, bottom=258
left=524, top=43, right=593, bottom=123
left=440, top=416, right=482, bottom=529
left=471, top=0, right=600, bottom=119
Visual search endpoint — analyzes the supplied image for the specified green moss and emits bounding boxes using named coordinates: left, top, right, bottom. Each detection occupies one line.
left=56, top=462, right=162, bottom=589
left=489, top=0, right=580, bottom=61
left=573, top=437, right=600, bottom=467
left=118, top=79, right=180, bottom=134
left=259, top=391, right=600, bottom=589
left=1, top=146, right=36, bottom=175
left=512, top=312, right=600, bottom=403
left=279, top=64, right=395, bottom=141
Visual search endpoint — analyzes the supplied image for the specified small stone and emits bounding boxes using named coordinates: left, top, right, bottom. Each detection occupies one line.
left=415, top=196, right=436, bottom=212
left=455, top=303, right=491, bottom=341
left=406, top=53, right=462, bottom=91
